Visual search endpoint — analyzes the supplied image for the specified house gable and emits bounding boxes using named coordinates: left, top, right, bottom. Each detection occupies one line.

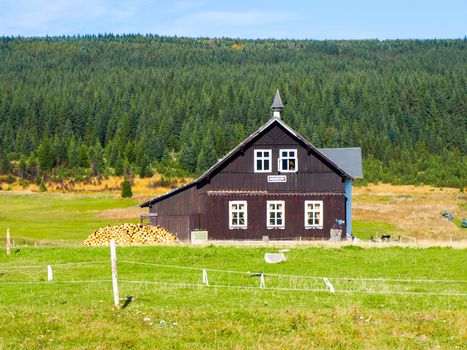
left=140, top=117, right=352, bottom=207
left=206, top=122, right=343, bottom=193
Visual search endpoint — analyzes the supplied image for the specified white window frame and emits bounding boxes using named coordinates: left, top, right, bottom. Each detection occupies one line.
left=305, top=200, right=323, bottom=229
left=254, top=149, right=272, bottom=173
left=229, top=201, right=247, bottom=229
left=267, top=200, right=285, bottom=229
left=278, top=149, right=298, bottom=173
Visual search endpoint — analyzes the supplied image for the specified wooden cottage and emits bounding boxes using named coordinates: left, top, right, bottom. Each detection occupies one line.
left=140, top=91, right=362, bottom=241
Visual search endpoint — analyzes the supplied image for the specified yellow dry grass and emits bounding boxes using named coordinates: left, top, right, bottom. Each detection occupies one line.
left=99, top=205, right=146, bottom=220
left=4, top=174, right=192, bottom=195
left=353, top=184, right=466, bottom=240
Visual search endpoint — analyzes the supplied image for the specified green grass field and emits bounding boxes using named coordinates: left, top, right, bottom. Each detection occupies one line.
left=0, top=192, right=465, bottom=348
left=0, top=192, right=138, bottom=244
left=0, top=246, right=465, bottom=349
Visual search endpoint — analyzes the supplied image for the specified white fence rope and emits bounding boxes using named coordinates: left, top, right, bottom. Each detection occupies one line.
left=0, top=259, right=465, bottom=297
left=0, top=260, right=109, bottom=269
left=118, top=280, right=467, bottom=297
left=119, top=260, right=467, bottom=284
left=0, top=278, right=465, bottom=297
left=0, top=280, right=112, bottom=285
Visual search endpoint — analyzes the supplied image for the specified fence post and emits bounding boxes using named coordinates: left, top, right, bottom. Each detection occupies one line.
left=202, top=268, right=209, bottom=286
left=260, top=273, right=265, bottom=288
left=110, top=239, right=119, bottom=308
left=6, top=228, right=10, bottom=255
left=47, top=265, right=53, bottom=281
left=323, top=277, right=335, bottom=293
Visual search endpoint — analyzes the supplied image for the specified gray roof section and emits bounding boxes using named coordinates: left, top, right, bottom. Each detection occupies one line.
left=271, top=89, right=284, bottom=109
left=318, top=147, right=363, bottom=179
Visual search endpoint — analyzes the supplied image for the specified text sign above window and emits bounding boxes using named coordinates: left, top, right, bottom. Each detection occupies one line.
left=267, top=175, right=287, bottom=183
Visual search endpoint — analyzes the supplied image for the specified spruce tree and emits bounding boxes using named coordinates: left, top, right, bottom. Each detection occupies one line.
left=121, top=178, right=133, bottom=198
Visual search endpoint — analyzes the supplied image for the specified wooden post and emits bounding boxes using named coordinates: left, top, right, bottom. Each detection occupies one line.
left=323, top=277, right=335, bottom=293
left=47, top=265, right=53, bottom=281
left=260, top=273, right=265, bottom=288
left=110, top=239, right=119, bottom=308
left=202, top=268, right=209, bottom=286
left=6, top=228, right=10, bottom=255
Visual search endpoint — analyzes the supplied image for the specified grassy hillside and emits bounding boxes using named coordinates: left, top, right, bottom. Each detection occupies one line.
left=0, top=246, right=465, bottom=349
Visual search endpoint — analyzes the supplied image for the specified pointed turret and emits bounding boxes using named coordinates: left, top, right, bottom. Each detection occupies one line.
left=271, top=89, right=284, bottom=119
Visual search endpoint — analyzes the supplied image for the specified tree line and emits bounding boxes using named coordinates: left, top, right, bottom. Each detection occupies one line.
left=0, top=35, right=465, bottom=188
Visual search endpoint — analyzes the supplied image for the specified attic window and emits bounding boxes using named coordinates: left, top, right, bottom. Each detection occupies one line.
left=254, top=150, right=272, bottom=173
left=278, top=149, right=297, bottom=172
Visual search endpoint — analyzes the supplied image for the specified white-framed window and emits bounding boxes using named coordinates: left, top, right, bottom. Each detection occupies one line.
left=267, top=200, right=285, bottom=229
left=229, top=201, right=247, bottom=229
left=305, top=200, right=323, bottom=228
left=254, top=149, right=272, bottom=173
left=278, top=149, right=297, bottom=172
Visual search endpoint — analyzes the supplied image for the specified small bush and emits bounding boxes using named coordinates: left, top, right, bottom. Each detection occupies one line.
left=121, top=178, right=133, bottom=198
left=19, top=180, right=30, bottom=188
left=39, top=181, right=47, bottom=192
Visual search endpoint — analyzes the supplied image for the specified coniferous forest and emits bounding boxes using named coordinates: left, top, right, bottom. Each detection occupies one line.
left=0, top=35, right=465, bottom=188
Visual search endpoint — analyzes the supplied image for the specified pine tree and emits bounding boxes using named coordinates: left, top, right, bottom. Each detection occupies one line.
left=196, top=134, right=218, bottom=174
left=90, top=141, right=105, bottom=176
left=37, top=138, right=54, bottom=172
left=121, top=178, right=133, bottom=198
left=78, top=144, right=90, bottom=168
left=139, top=155, right=153, bottom=178
left=39, top=179, right=47, bottom=192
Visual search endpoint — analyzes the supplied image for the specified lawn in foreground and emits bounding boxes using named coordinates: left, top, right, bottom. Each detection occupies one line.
left=0, top=246, right=465, bottom=349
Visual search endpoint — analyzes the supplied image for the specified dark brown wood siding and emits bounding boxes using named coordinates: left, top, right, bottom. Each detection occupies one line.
left=205, top=193, right=346, bottom=240
left=148, top=121, right=347, bottom=241
left=149, top=186, right=204, bottom=241
left=205, top=124, right=343, bottom=193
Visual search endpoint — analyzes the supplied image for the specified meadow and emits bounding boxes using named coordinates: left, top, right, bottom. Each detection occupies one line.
left=0, top=246, right=465, bottom=349
left=0, top=187, right=465, bottom=348
left=1, top=182, right=466, bottom=246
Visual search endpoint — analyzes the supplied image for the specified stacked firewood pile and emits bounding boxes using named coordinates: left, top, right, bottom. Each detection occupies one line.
left=83, top=223, right=178, bottom=246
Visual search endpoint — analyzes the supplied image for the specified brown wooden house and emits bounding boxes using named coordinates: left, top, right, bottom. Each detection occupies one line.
left=140, top=90, right=362, bottom=241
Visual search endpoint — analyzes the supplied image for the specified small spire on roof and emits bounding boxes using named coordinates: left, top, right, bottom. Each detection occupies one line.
left=271, top=89, right=284, bottom=119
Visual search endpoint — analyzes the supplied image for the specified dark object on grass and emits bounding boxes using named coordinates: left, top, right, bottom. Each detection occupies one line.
left=441, top=211, right=454, bottom=221
left=461, top=219, right=467, bottom=228
left=381, top=234, right=391, bottom=242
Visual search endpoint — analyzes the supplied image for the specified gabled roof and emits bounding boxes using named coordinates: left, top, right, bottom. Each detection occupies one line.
left=140, top=117, right=361, bottom=208
left=318, top=148, right=363, bottom=179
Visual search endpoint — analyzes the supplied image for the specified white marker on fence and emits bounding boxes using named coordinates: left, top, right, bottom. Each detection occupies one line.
left=6, top=228, right=10, bottom=255
left=202, top=268, right=209, bottom=286
left=323, top=277, right=335, bottom=293
left=110, top=239, right=120, bottom=308
left=47, top=265, right=53, bottom=281
left=260, top=273, right=265, bottom=289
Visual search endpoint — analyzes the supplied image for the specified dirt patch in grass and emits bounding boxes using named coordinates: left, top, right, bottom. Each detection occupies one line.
left=354, top=184, right=466, bottom=240
left=99, top=206, right=146, bottom=221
